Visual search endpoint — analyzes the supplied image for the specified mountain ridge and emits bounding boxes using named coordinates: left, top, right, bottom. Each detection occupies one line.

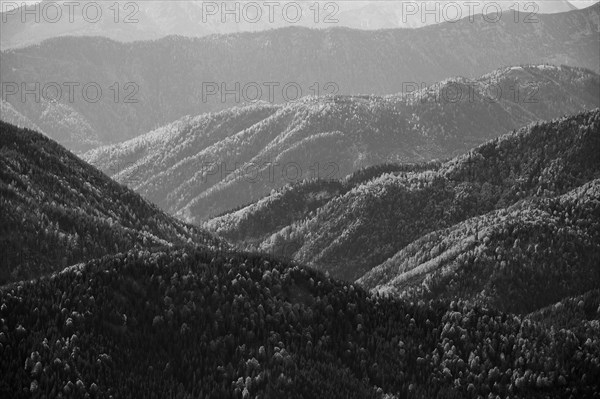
left=206, top=109, right=600, bottom=287
left=84, top=65, right=600, bottom=221
left=2, top=4, right=598, bottom=152
left=1, top=1, right=591, bottom=50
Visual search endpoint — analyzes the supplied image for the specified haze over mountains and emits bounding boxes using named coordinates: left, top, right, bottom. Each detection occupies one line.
left=1, top=4, right=599, bottom=152
left=84, top=65, right=600, bottom=221
left=1, top=0, right=600, bottom=397
left=0, top=0, right=590, bottom=50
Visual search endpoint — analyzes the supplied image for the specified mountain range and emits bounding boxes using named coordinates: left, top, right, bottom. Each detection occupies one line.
left=1, top=78, right=599, bottom=399
left=0, top=0, right=588, bottom=50
left=83, top=65, right=600, bottom=221
left=1, top=1, right=600, bottom=397
left=1, top=4, right=599, bottom=152
left=206, top=109, right=600, bottom=302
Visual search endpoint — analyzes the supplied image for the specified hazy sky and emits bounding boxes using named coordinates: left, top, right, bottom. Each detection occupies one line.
left=4, top=0, right=599, bottom=8
left=1, top=0, right=598, bottom=16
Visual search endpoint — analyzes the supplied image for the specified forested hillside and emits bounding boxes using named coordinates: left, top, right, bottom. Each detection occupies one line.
left=0, top=122, right=226, bottom=284
left=208, top=110, right=600, bottom=284
left=86, top=65, right=600, bottom=221
left=207, top=163, right=439, bottom=252
left=359, top=179, right=600, bottom=314
left=527, top=289, right=600, bottom=331
left=1, top=247, right=598, bottom=398
left=2, top=4, right=598, bottom=152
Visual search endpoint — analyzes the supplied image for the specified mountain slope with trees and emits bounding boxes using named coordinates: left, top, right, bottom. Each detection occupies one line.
left=527, top=289, right=600, bottom=331
left=86, top=65, right=600, bottom=221
left=208, top=109, right=600, bottom=284
left=0, top=121, right=226, bottom=284
left=1, top=247, right=598, bottom=398
left=359, top=179, right=600, bottom=314
left=2, top=4, right=599, bottom=152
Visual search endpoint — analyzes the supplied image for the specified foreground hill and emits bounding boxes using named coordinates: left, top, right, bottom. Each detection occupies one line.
left=207, top=110, right=600, bottom=285
left=2, top=4, right=599, bottom=152
left=0, top=121, right=226, bottom=284
left=1, top=247, right=598, bottom=398
left=85, top=65, right=600, bottom=220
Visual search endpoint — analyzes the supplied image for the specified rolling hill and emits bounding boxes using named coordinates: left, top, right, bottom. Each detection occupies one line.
left=1, top=4, right=599, bottom=152
left=1, top=246, right=598, bottom=398
left=84, top=65, right=600, bottom=221
left=0, top=121, right=226, bottom=284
